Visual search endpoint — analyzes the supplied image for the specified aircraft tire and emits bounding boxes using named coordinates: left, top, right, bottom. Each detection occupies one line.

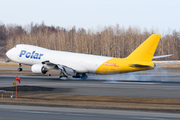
left=18, top=68, right=23, bottom=72
left=81, top=74, right=88, bottom=79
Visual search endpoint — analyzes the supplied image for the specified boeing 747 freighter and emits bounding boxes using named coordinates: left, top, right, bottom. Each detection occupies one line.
left=6, top=34, right=171, bottom=79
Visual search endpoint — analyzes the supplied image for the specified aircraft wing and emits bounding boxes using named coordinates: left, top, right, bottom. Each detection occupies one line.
left=152, top=54, right=172, bottom=59
left=42, top=60, right=88, bottom=75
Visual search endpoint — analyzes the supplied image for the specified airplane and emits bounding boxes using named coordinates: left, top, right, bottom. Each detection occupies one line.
left=6, top=34, right=172, bottom=79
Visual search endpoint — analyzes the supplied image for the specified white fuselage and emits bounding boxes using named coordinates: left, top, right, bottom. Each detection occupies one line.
left=6, top=44, right=112, bottom=73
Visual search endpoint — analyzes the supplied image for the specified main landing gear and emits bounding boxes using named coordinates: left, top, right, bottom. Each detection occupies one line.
left=59, top=70, right=88, bottom=79
left=72, top=73, right=88, bottom=79
left=18, top=63, right=23, bottom=72
left=57, top=66, right=88, bottom=79
left=59, top=69, right=68, bottom=79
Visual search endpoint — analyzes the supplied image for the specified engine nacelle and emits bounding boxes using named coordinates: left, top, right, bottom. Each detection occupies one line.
left=31, top=64, right=48, bottom=74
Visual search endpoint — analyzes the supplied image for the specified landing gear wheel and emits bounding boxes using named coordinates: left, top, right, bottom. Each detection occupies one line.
left=18, top=68, right=23, bottom=72
left=18, top=63, right=23, bottom=72
left=81, top=73, right=88, bottom=79
left=59, top=75, right=68, bottom=79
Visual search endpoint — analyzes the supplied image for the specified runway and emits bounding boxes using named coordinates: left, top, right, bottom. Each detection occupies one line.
left=0, top=105, right=180, bottom=120
left=0, top=72, right=180, bottom=98
left=1, top=68, right=180, bottom=119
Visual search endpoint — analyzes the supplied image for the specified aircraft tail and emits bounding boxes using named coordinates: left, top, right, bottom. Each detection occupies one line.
left=126, top=34, right=161, bottom=62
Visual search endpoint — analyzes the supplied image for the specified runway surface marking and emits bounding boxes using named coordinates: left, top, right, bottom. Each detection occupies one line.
left=19, top=110, right=94, bottom=117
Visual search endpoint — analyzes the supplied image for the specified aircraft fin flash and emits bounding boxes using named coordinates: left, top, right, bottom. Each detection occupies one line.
left=6, top=34, right=172, bottom=79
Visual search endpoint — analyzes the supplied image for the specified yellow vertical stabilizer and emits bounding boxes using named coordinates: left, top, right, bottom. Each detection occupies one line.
left=126, top=34, right=161, bottom=62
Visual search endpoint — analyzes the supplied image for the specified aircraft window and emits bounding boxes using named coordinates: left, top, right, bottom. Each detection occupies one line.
left=14, top=46, right=16, bottom=48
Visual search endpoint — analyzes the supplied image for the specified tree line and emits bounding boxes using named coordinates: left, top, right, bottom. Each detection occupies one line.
left=0, top=22, right=180, bottom=60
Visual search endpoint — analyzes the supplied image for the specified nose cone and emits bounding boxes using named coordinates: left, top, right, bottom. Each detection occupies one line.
left=6, top=49, right=13, bottom=59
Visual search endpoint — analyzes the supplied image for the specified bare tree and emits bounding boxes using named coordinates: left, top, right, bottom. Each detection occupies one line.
left=3, top=22, right=180, bottom=60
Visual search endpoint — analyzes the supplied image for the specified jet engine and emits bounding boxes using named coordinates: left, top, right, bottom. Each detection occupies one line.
left=31, top=64, right=48, bottom=74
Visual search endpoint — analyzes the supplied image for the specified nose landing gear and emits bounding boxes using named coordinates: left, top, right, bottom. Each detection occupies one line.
left=18, top=63, right=23, bottom=72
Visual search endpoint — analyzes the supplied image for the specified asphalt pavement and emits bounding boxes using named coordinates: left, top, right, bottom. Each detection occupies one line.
left=0, top=105, right=180, bottom=120
left=1, top=68, right=180, bottom=119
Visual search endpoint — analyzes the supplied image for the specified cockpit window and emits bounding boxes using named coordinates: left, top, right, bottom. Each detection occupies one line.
left=14, top=46, right=16, bottom=48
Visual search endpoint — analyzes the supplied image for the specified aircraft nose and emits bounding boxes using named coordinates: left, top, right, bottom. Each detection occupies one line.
left=6, top=49, right=12, bottom=59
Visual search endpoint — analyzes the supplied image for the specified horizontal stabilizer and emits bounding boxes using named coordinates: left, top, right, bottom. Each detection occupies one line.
left=155, top=62, right=175, bottom=66
left=153, top=54, right=173, bottom=59
left=129, top=64, right=151, bottom=68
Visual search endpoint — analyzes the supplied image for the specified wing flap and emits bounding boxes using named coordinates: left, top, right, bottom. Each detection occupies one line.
left=41, top=60, right=88, bottom=75
left=50, top=59, right=88, bottom=73
left=57, top=64, right=75, bottom=75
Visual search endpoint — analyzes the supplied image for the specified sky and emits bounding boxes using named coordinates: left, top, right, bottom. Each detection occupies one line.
left=0, top=0, right=180, bottom=34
